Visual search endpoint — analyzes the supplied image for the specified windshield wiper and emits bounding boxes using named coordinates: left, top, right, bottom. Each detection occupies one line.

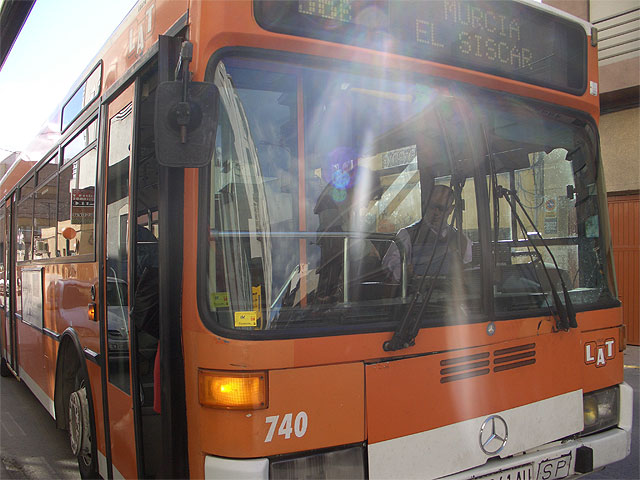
left=383, top=230, right=452, bottom=352
left=383, top=174, right=468, bottom=352
left=382, top=214, right=453, bottom=352
left=496, top=185, right=577, bottom=331
left=383, top=99, right=475, bottom=352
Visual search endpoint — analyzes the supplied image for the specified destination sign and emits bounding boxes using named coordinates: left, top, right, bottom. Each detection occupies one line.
left=255, top=0, right=587, bottom=94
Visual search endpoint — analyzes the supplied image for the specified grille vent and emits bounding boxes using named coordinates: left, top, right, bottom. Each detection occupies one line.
left=439, top=343, right=536, bottom=383
left=439, top=352, right=490, bottom=383
left=493, top=343, right=536, bottom=372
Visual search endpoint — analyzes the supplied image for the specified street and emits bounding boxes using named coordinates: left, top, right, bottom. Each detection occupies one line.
left=588, top=345, right=639, bottom=480
left=1, top=347, right=638, bottom=479
left=0, top=371, right=77, bottom=479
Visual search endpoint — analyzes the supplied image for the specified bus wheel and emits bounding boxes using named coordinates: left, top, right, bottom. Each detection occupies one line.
left=68, top=373, right=98, bottom=478
left=1, top=356, right=11, bottom=377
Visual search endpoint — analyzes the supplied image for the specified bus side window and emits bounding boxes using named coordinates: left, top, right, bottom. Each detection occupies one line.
left=57, top=148, right=97, bottom=257
left=16, top=177, right=35, bottom=263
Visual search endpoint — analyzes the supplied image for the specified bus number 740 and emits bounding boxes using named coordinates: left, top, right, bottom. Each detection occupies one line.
left=264, top=412, right=308, bottom=442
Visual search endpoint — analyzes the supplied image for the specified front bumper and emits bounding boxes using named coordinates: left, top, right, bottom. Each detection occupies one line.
left=444, top=382, right=633, bottom=480
left=442, top=426, right=631, bottom=479
left=203, top=383, right=633, bottom=479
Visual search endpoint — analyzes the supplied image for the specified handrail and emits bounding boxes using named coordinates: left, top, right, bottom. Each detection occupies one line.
left=210, top=229, right=408, bottom=303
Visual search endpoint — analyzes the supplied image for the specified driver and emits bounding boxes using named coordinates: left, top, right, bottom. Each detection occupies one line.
left=382, top=184, right=472, bottom=282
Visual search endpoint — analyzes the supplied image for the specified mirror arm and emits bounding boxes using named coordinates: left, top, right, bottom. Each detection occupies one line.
left=154, top=40, right=218, bottom=168
left=175, top=41, right=194, bottom=143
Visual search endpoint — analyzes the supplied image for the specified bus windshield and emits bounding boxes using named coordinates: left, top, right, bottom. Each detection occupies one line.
left=203, top=54, right=615, bottom=335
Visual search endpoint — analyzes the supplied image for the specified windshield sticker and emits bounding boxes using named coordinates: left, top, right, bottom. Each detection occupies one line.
left=252, top=286, right=263, bottom=328
left=211, top=292, right=229, bottom=308
left=544, top=196, right=558, bottom=234
left=235, top=311, right=258, bottom=328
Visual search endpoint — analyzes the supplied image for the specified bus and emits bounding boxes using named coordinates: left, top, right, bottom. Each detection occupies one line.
left=0, top=1, right=633, bottom=479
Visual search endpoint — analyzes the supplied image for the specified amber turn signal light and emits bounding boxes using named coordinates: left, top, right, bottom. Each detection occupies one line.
left=619, top=324, right=627, bottom=351
left=198, top=370, right=267, bottom=410
left=88, top=303, right=96, bottom=321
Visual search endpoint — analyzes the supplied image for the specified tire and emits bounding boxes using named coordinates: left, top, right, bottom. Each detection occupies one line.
left=68, top=370, right=99, bottom=479
left=1, top=356, right=11, bottom=377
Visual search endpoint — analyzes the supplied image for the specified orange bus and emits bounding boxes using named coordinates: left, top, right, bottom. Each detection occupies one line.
left=0, top=1, right=633, bottom=479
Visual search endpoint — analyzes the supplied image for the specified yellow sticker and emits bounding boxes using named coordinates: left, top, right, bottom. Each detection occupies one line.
left=211, top=292, right=229, bottom=308
left=234, top=311, right=257, bottom=328
left=252, top=286, right=263, bottom=327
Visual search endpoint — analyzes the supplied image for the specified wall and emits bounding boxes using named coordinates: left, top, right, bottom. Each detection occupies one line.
left=608, top=195, right=639, bottom=345
left=591, top=0, right=640, bottom=95
left=600, top=108, right=640, bottom=193
left=543, top=0, right=588, bottom=20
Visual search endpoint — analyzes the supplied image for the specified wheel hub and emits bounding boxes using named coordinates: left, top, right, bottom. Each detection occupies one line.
left=68, top=387, right=91, bottom=459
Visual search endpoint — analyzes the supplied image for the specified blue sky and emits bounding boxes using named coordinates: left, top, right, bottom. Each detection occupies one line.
left=0, top=0, right=137, bottom=158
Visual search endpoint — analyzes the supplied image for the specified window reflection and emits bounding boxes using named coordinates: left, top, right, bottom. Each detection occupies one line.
left=57, top=148, right=97, bottom=257
left=105, top=103, right=132, bottom=394
left=206, top=56, right=613, bottom=334
left=16, top=177, right=35, bottom=263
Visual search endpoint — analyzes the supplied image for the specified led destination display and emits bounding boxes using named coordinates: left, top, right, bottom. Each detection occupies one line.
left=255, top=0, right=587, bottom=94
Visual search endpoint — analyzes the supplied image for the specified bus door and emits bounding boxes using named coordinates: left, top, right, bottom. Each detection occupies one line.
left=1, top=198, right=17, bottom=374
left=102, top=83, right=139, bottom=479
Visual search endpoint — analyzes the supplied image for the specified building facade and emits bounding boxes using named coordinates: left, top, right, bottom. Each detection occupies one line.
left=545, top=0, right=639, bottom=344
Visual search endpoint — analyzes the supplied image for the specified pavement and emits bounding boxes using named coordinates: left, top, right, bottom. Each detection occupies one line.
left=0, top=372, right=77, bottom=479
left=623, top=344, right=639, bottom=369
left=588, top=344, right=640, bottom=479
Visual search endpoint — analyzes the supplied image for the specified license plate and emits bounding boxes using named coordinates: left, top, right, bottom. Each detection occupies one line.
left=536, top=454, right=571, bottom=480
left=476, top=464, right=533, bottom=480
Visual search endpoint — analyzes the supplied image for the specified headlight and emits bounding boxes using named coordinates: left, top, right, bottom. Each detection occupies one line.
left=582, top=386, right=619, bottom=435
left=270, top=445, right=365, bottom=479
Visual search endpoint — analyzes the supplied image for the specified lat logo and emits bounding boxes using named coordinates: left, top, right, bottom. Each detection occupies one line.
left=585, top=338, right=615, bottom=367
left=127, top=1, right=156, bottom=58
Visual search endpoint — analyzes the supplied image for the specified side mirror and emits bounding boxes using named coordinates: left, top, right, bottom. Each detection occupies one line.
left=154, top=81, right=218, bottom=168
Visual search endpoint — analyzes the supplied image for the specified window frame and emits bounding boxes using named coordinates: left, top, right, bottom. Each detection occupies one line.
left=32, top=155, right=60, bottom=260
left=61, top=62, right=103, bottom=133
left=56, top=146, right=98, bottom=260
left=15, top=112, right=100, bottom=266
left=197, top=48, right=619, bottom=341
left=16, top=175, right=36, bottom=264
left=62, top=118, right=98, bottom=165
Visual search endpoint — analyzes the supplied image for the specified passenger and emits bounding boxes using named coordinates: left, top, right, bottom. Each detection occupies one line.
left=382, top=184, right=472, bottom=283
left=314, top=158, right=382, bottom=303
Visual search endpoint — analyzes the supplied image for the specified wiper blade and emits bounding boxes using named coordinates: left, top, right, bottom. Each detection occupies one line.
left=383, top=226, right=451, bottom=352
left=384, top=98, right=475, bottom=351
left=382, top=238, right=448, bottom=352
left=496, top=186, right=577, bottom=330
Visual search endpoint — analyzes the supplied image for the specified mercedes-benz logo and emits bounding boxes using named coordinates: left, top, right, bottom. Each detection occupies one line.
left=479, top=415, right=508, bottom=455
left=486, top=322, right=496, bottom=336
